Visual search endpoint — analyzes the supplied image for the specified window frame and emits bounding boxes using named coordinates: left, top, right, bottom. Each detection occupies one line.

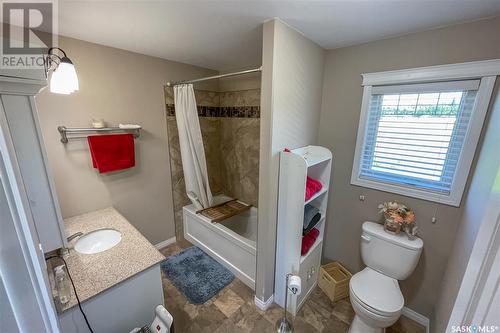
left=351, top=60, right=500, bottom=206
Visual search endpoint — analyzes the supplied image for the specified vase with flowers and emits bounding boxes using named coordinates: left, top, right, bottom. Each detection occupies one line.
left=378, top=201, right=417, bottom=239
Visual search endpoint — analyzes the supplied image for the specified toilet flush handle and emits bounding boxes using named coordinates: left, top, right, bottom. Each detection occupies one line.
left=361, top=234, right=371, bottom=242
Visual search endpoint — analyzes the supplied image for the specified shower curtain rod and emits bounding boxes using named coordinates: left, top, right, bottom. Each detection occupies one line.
left=166, top=67, right=262, bottom=87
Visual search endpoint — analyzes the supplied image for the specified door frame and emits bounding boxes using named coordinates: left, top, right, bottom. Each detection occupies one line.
left=0, top=76, right=60, bottom=332
left=447, top=189, right=500, bottom=330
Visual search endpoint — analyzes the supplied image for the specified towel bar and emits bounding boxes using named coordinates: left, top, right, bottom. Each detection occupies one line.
left=57, top=126, right=141, bottom=143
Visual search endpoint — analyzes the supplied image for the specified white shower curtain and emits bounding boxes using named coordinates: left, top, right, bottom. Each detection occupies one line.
left=173, top=84, right=213, bottom=210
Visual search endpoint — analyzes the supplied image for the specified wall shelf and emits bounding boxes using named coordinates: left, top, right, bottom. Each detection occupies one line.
left=274, top=145, right=333, bottom=315
left=305, top=187, right=328, bottom=205
left=290, top=146, right=333, bottom=167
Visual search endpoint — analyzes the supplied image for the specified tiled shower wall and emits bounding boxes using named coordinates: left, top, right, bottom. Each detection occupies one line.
left=165, top=87, right=260, bottom=243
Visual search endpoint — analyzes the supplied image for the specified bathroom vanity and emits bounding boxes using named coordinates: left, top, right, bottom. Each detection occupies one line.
left=57, top=208, right=165, bottom=333
left=0, top=62, right=166, bottom=332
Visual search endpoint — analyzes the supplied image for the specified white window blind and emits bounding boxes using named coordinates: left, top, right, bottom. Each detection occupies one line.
left=358, top=80, right=480, bottom=196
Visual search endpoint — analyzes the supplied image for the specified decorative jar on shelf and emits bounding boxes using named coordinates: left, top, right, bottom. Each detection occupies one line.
left=378, top=201, right=416, bottom=237
left=383, top=214, right=402, bottom=234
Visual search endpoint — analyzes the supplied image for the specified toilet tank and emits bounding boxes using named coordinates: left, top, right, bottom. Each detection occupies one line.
left=361, top=221, right=423, bottom=280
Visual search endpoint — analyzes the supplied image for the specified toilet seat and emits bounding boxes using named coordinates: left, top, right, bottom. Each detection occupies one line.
left=349, top=267, right=404, bottom=317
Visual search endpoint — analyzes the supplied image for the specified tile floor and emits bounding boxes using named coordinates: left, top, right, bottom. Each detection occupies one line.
left=160, top=243, right=426, bottom=333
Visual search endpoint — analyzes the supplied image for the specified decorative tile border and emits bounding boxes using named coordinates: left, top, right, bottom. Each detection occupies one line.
left=166, top=105, right=260, bottom=118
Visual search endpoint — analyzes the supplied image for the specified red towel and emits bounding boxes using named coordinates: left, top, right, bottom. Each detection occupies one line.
left=305, top=176, right=322, bottom=201
left=301, top=228, right=320, bottom=256
left=87, top=134, right=135, bottom=173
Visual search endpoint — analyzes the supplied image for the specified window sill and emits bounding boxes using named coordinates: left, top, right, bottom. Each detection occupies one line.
left=350, top=176, right=461, bottom=207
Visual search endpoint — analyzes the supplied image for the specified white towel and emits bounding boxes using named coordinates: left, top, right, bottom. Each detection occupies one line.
left=119, top=124, right=141, bottom=129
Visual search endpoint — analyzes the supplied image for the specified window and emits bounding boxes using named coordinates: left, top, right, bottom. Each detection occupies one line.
left=352, top=61, right=498, bottom=206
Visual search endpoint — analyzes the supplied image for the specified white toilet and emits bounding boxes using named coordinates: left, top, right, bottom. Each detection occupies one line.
left=348, top=221, right=423, bottom=333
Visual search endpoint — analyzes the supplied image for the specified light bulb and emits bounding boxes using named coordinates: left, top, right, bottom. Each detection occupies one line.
left=50, top=57, right=79, bottom=94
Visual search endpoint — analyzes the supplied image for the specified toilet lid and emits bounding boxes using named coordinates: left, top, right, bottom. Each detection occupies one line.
left=350, top=268, right=404, bottom=315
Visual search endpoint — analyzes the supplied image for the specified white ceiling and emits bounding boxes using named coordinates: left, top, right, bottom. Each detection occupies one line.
left=58, top=1, right=500, bottom=71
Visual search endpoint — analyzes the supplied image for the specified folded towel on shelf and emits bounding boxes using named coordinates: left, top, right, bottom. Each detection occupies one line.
left=118, top=123, right=141, bottom=129
left=303, top=204, right=321, bottom=235
left=304, top=217, right=321, bottom=235
left=87, top=134, right=135, bottom=173
left=305, top=176, right=322, bottom=201
left=301, top=228, right=320, bottom=256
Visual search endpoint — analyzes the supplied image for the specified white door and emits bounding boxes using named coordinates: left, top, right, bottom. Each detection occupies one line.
left=447, top=191, right=500, bottom=331
left=470, top=242, right=499, bottom=327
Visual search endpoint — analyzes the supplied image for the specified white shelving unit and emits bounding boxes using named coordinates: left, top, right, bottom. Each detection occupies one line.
left=274, top=145, right=332, bottom=315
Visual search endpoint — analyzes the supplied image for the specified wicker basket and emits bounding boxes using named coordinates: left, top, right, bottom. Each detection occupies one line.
left=318, top=261, right=352, bottom=303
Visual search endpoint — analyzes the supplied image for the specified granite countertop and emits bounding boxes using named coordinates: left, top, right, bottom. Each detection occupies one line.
left=59, top=207, right=165, bottom=312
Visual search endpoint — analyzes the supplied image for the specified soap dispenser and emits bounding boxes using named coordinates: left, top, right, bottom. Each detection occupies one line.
left=54, top=265, right=71, bottom=304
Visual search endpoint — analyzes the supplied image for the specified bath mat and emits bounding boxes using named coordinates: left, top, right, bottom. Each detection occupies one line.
left=161, top=246, right=234, bottom=304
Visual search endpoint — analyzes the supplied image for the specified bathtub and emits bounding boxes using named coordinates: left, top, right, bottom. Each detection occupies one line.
left=183, top=195, right=257, bottom=289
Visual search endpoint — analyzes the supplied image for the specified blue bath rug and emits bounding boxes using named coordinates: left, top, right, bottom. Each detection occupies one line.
left=161, top=246, right=234, bottom=304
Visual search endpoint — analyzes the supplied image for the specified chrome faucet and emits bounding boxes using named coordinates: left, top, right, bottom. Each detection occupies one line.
left=67, top=232, right=83, bottom=242
left=58, top=232, right=83, bottom=258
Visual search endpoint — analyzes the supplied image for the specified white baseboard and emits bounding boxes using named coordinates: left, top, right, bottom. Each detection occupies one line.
left=402, top=307, right=429, bottom=333
left=154, top=237, right=176, bottom=250
left=254, top=295, right=274, bottom=311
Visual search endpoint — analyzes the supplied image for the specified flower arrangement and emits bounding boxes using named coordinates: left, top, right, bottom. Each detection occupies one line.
left=378, top=201, right=417, bottom=238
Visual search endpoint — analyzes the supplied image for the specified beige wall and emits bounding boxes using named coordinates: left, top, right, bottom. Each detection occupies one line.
left=35, top=36, right=217, bottom=245
left=318, top=16, right=500, bottom=319
left=256, top=19, right=325, bottom=302
left=434, top=83, right=500, bottom=332
left=218, top=73, right=261, bottom=91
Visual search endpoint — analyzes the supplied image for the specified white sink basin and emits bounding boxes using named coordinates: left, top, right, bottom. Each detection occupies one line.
left=74, top=229, right=122, bottom=254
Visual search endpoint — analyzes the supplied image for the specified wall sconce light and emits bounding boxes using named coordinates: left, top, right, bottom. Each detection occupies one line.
left=45, top=47, right=79, bottom=94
